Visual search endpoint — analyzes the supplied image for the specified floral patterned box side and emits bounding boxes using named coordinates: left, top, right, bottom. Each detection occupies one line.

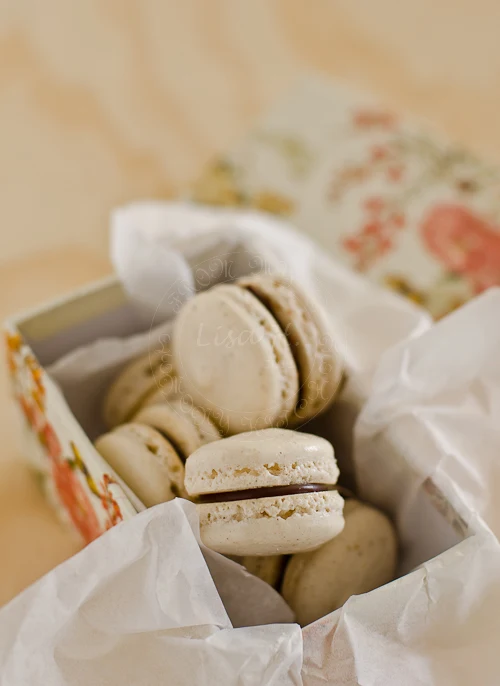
left=191, top=75, right=500, bottom=319
left=4, top=282, right=138, bottom=544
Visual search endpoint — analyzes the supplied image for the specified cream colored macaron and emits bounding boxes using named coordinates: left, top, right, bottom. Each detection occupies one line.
left=95, top=422, right=186, bottom=507
left=172, top=274, right=343, bottom=434
left=133, top=398, right=221, bottom=460
left=185, top=428, right=345, bottom=556
left=238, top=274, right=343, bottom=424
left=103, top=347, right=178, bottom=429
left=238, top=555, right=286, bottom=589
left=281, top=499, right=398, bottom=626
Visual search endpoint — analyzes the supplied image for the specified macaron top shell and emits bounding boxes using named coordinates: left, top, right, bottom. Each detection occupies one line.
left=185, top=428, right=339, bottom=495
left=281, top=499, right=398, bottom=626
left=238, top=274, right=343, bottom=424
left=103, top=348, right=177, bottom=428
left=173, top=285, right=299, bottom=434
left=133, top=399, right=220, bottom=460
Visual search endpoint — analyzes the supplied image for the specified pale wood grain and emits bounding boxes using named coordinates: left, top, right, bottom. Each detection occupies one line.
left=2, top=0, right=500, bottom=263
left=1, top=0, right=500, bottom=603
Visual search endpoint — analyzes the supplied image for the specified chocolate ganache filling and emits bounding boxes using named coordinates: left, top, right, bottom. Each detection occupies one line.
left=197, top=483, right=338, bottom=504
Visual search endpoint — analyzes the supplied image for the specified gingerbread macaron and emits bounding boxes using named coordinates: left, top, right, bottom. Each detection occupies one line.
left=281, top=499, right=397, bottom=625
left=172, top=274, right=343, bottom=434
left=95, top=423, right=186, bottom=507
left=185, top=428, right=345, bottom=556
left=103, top=347, right=179, bottom=429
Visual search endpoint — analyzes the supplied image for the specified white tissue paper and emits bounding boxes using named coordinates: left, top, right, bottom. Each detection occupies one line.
left=49, top=201, right=431, bottom=468
left=110, top=201, right=431, bottom=372
left=302, top=289, right=500, bottom=686
left=0, top=499, right=301, bottom=685
left=5, top=202, right=497, bottom=685
left=108, top=201, right=431, bottom=481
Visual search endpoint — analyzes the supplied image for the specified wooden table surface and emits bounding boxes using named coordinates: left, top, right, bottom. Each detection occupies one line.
left=2, top=0, right=500, bottom=607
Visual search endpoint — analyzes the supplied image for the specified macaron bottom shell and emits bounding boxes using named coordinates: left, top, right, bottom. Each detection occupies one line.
left=197, top=489, right=345, bottom=556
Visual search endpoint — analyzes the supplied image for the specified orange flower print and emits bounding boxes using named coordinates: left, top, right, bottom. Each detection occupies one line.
left=52, top=458, right=102, bottom=544
left=5, top=331, right=22, bottom=354
left=20, top=396, right=45, bottom=433
left=39, top=422, right=62, bottom=461
left=101, top=473, right=124, bottom=529
left=6, top=330, right=122, bottom=541
left=69, top=442, right=123, bottom=530
left=421, top=205, right=500, bottom=293
left=38, top=428, right=101, bottom=542
left=341, top=196, right=406, bottom=271
left=4, top=331, right=22, bottom=376
left=353, top=109, right=397, bottom=130
left=25, top=354, right=45, bottom=410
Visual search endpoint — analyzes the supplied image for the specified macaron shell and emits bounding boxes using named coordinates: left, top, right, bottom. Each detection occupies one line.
left=139, top=382, right=183, bottom=410
left=185, top=428, right=339, bottom=495
left=173, top=285, right=299, bottom=434
left=239, top=555, right=286, bottom=589
left=103, top=348, right=177, bottom=428
left=133, top=400, right=220, bottom=459
left=281, top=499, right=397, bottom=626
left=196, top=489, right=345, bottom=556
left=95, top=423, right=186, bottom=506
left=238, top=274, right=343, bottom=423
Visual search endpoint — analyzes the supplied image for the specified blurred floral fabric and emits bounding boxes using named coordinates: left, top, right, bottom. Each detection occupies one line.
left=191, top=77, right=500, bottom=319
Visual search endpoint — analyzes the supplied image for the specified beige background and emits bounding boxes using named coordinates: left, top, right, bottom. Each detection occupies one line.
left=2, top=0, right=500, bottom=606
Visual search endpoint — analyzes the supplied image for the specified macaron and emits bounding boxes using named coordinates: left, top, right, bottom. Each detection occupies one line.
left=172, top=274, right=343, bottom=434
left=281, top=499, right=398, bottom=626
left=139, top=385, right=183, bottom=410
left=103, top=347, right=178, bottom=428
left=238, top=274, right=343, bottom=424
left=133, top=398, right=221, bottom=460
left=238, top=555, right=286, bottom=589
left=94, top=422, right=186, bottom=507
left=185, top=428, right=345, bottom=556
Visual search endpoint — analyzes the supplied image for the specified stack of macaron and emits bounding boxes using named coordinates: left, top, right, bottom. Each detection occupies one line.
left=96, top=347, right=221, bottom=506
left=102, top=346, right=180, bottom=429
left=94, top=272, right=398, bottom=625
